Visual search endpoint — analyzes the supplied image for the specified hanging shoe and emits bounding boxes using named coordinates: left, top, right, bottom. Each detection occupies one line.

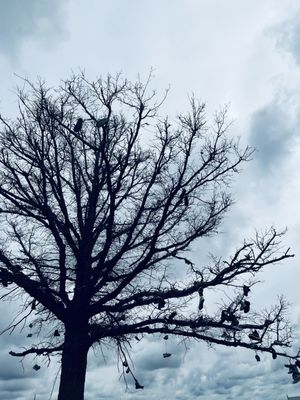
left=134, top=378, right=144, bottom=389
left=198, top=296, right=204, bottom=310
left=226, top=312, right=236, bottom=323
left=158, top=298, right=166, bottom=310
left=287, top=365, right=298, bottom=374
left=248, top=330, right=260, bottom=341
left=168, top=311, right=177, bottom=320
left=242, top=300, right=250, bottom=313
left=292, top=372, right=300, bottom=384
left=221, top=310, right=228, bottom=322
left=95, top=117, right=109, bottom=128
left=31, top=300, right=36, bottom=310
left=243, top=285, right=250, bottom=296
left=271, top=349, right=277, bottom=359
left=229, top=315, right=241, bottom=331
left=73, top=118, right=83, bottom=132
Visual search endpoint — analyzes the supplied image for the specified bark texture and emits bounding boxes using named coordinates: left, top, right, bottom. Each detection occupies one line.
left=57, top=327, right=89, bottom=400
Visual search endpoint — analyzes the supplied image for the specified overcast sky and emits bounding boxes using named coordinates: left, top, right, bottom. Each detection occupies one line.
left=1, top=1, right=300, bottom=399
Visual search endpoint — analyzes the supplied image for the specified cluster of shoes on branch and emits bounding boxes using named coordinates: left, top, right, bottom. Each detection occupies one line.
left=218, top=285, right=280, bottom=363
left=220, top=285, right=251, bottom=335
left=218, top=285, right=291, bottom=365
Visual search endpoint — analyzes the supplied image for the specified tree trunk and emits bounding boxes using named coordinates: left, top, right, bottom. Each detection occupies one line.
left=57, top=326, right=89, bottom=400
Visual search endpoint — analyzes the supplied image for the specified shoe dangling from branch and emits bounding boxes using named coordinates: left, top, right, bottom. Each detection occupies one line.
left=73, top=118, right=84, bottom=132
left=134, top=378, right=144, bottom=389
left=95, top=117, right=109, bottom=128
left=243, top=285, right=250, bottom=296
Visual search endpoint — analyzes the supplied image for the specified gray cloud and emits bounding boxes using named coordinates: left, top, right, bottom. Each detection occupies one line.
left=0, top=359, right=47, bottom=400
left=274, top=12, right=300, bottom=66
left=248, top=93, right=300, bottom=173
left=0, top=0, right=67, bottom=60
left=135, top=337, right=184, bottom=372
left=177, top=346, right=294, bottom=400
left=0, top=353, right=32, bottom=381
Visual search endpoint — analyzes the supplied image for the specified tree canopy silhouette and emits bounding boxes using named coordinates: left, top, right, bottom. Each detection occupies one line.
left=0, top=73, right=297, bottom=399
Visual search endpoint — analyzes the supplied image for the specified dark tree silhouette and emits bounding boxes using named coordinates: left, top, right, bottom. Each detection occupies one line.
left=0, top=74, right=297, bottom=399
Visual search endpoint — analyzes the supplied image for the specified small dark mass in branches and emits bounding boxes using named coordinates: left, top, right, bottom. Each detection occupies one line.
left=73, top=117, right=84, bottom=132
left=0, top=72, right=297, bottom=400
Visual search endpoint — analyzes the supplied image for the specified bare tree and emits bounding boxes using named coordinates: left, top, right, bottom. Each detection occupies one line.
left=0, top=74, right=297, bottom=400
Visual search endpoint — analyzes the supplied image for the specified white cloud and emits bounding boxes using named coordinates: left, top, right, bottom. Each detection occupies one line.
left=0, top=0, right=68, bottom=62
